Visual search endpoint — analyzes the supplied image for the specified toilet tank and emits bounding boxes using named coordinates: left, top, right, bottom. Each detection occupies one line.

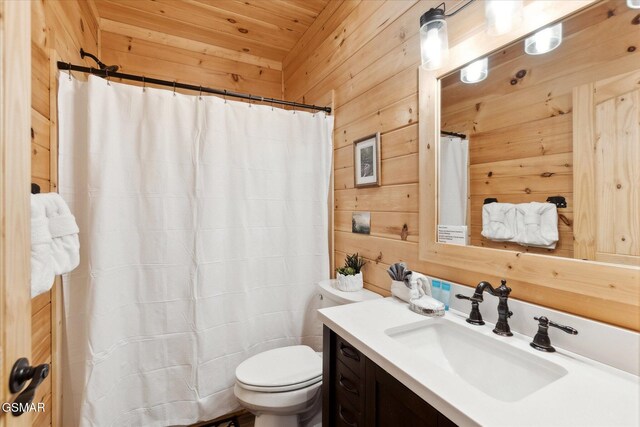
left=317, top=279, right=383, bottom=307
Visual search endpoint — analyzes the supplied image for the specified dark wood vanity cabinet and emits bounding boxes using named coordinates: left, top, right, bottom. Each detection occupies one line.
left=323, top=327, right=458, bottom=427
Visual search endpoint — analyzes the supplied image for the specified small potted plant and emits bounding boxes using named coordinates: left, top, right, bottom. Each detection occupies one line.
left=335, top=253, right=366, bottom=292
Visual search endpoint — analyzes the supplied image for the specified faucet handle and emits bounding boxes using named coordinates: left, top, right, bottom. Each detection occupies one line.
left=531, top=316, right=578, bottom=352
left=455, top=293, right=482, bottom=303
left=455, top=294, right=484, bottom=325
left=534, top=316, right=578, bottom=335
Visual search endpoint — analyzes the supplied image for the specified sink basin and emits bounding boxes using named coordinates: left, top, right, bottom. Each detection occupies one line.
left=385, top=318, right=568, bottom=402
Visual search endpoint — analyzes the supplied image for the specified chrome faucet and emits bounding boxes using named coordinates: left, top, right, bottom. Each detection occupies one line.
left=456, top=279, right=513, bottom=336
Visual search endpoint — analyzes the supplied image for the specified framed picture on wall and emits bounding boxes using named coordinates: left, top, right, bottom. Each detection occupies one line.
left=352, top=211, right=371, bottom=235
left=353, top=133, right=381, bottom=187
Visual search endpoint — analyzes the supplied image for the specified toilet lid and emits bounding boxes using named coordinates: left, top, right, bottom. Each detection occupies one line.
left=236, top=345, right=322, bottom=392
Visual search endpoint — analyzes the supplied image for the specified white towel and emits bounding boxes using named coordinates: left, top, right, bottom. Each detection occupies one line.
left=391, top=272, right=431, bottom=303
left=410, top=272, right=432, bottom=297
left=514, top=202, right=559, bottom=249
left=391, top=280, right=413, bottom=303
left=31, top=195, right=55, bottom=298
left=481, top=203, right=516, bottom=241
left=40, top=193, right=80, bottom=275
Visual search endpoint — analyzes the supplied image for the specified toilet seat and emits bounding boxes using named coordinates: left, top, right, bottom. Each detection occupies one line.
left=236, top=345, right=322, bottom=392
left=237, top=375, right=321, bottom=393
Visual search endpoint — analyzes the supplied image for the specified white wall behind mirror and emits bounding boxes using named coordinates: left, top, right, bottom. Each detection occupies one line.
left=437, top=0, right=640, bottom=267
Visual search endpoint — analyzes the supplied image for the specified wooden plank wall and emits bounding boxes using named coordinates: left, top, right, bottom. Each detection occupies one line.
left=284, top=0, right=491, bottom=297
left=594, top=87, right=640, bottom=264
left=440, top=1, right=639, bottom=260
left=31, top=1, right=99, bottom=426
left=99, top=21, right=283, bottom=99
left=283, top=0, right=640, bottom=328
left=573, top=70, right=640, bottom=267
left=0, top=1, right=32, bottom=426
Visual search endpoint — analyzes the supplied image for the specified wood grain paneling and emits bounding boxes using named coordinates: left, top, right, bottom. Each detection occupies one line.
left=574, top=72, right=640, bottom=267
left=419, top=0, right=639, bottom=331
left=95, top=0, right=330, bottom=62
left=442, top=1, right=639, bottom=260
left=1, top=1, right=32, bottom=426
left=100, top=31, right=282, bottom=98
left=31, top=1, right=100, bottom=425
left=97, top=0, right=336, bottom=100
left=286, top=0, right=640, bottom=329
left=99, top=19, right=281, bottom=70
left=285, top=0, right=492, bottom=304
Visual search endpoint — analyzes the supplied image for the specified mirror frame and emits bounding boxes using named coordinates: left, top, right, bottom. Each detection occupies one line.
left=418, top=0, right=639, bottom=330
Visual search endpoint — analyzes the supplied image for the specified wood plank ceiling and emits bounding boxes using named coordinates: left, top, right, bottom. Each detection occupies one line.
left=94, top=0, right=331, bottom=63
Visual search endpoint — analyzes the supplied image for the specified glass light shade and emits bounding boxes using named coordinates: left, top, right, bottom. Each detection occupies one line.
left=460, top=58, right=489, bottom=84
left=420, top=18, right=448, bottom=70
left=485, top=0, right=523, bottom=35
left=627, top=0, right=640, bottom=8
left=525, top=23, right=563, bottom=55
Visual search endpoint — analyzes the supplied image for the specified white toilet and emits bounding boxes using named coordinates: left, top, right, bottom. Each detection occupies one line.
left=233, top=279, right=382, bottom=427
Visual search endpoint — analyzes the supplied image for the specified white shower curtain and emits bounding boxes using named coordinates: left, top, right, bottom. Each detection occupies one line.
left=439, top=136, right=469, bottom=226
left=57, top=75, right=333, bottom=427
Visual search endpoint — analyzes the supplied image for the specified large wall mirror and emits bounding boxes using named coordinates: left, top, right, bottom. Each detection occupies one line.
left=438, top=0, right=639, bottom=266
left=419, top=0, right=639, bottom=330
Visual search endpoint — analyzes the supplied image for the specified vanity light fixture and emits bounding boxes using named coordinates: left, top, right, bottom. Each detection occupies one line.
left=460, top=57, right=488, bottom=84
left=524, top=23, right=563, bottom=55
left=419, top=5, right=448, bottom=70
left=627, top=0, right=640, bottom=8
left=419, top=1, right=475, bottom=70
left=485, top=0, right=523, bottom=35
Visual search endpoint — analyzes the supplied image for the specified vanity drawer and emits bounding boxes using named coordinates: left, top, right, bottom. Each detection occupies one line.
left=324, top=328, right=459, bottom=427
left=335, top=359, right=364, bottom=408
left=335, top=335, right=364, bottom=378
left=335, top=395, right=363, bottom=427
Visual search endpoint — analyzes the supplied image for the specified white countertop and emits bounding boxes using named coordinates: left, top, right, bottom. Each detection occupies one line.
left=319, top=297, right=640, bottom=427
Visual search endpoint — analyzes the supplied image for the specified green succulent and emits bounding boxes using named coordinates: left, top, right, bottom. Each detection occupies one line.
left=336, top=266, right=356, bottom=276
left=336, top=253, right=366, bottom=276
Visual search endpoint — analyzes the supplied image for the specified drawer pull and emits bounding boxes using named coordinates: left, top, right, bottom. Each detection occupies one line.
left=339, top=343, right=360, bottom=361
left=338, top=373, right=359, bottom=395
left=338, top=405, right=358, bottom=427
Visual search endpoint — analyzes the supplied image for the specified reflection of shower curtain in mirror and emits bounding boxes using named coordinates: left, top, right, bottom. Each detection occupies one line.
left=439, top=137, right=469, bottom=226
left=57, top=75, right=334, bottom=426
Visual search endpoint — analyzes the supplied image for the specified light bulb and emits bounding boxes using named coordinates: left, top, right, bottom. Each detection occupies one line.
left=419, top=8, right=448, bottom=70
left=460, top=58, right=488, bottom=84
left=424, top=27, right=442, bottom=68
left=485, top=0, right=523, bottom=35
left=525, top=23, right=562, bottom=55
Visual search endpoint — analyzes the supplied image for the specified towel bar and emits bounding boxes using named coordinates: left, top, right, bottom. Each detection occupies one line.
left=483, top=196, right=567, bottom=208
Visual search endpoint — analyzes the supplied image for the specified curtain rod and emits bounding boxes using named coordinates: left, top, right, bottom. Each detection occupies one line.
left=57, top=62, right=332, bottom=114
